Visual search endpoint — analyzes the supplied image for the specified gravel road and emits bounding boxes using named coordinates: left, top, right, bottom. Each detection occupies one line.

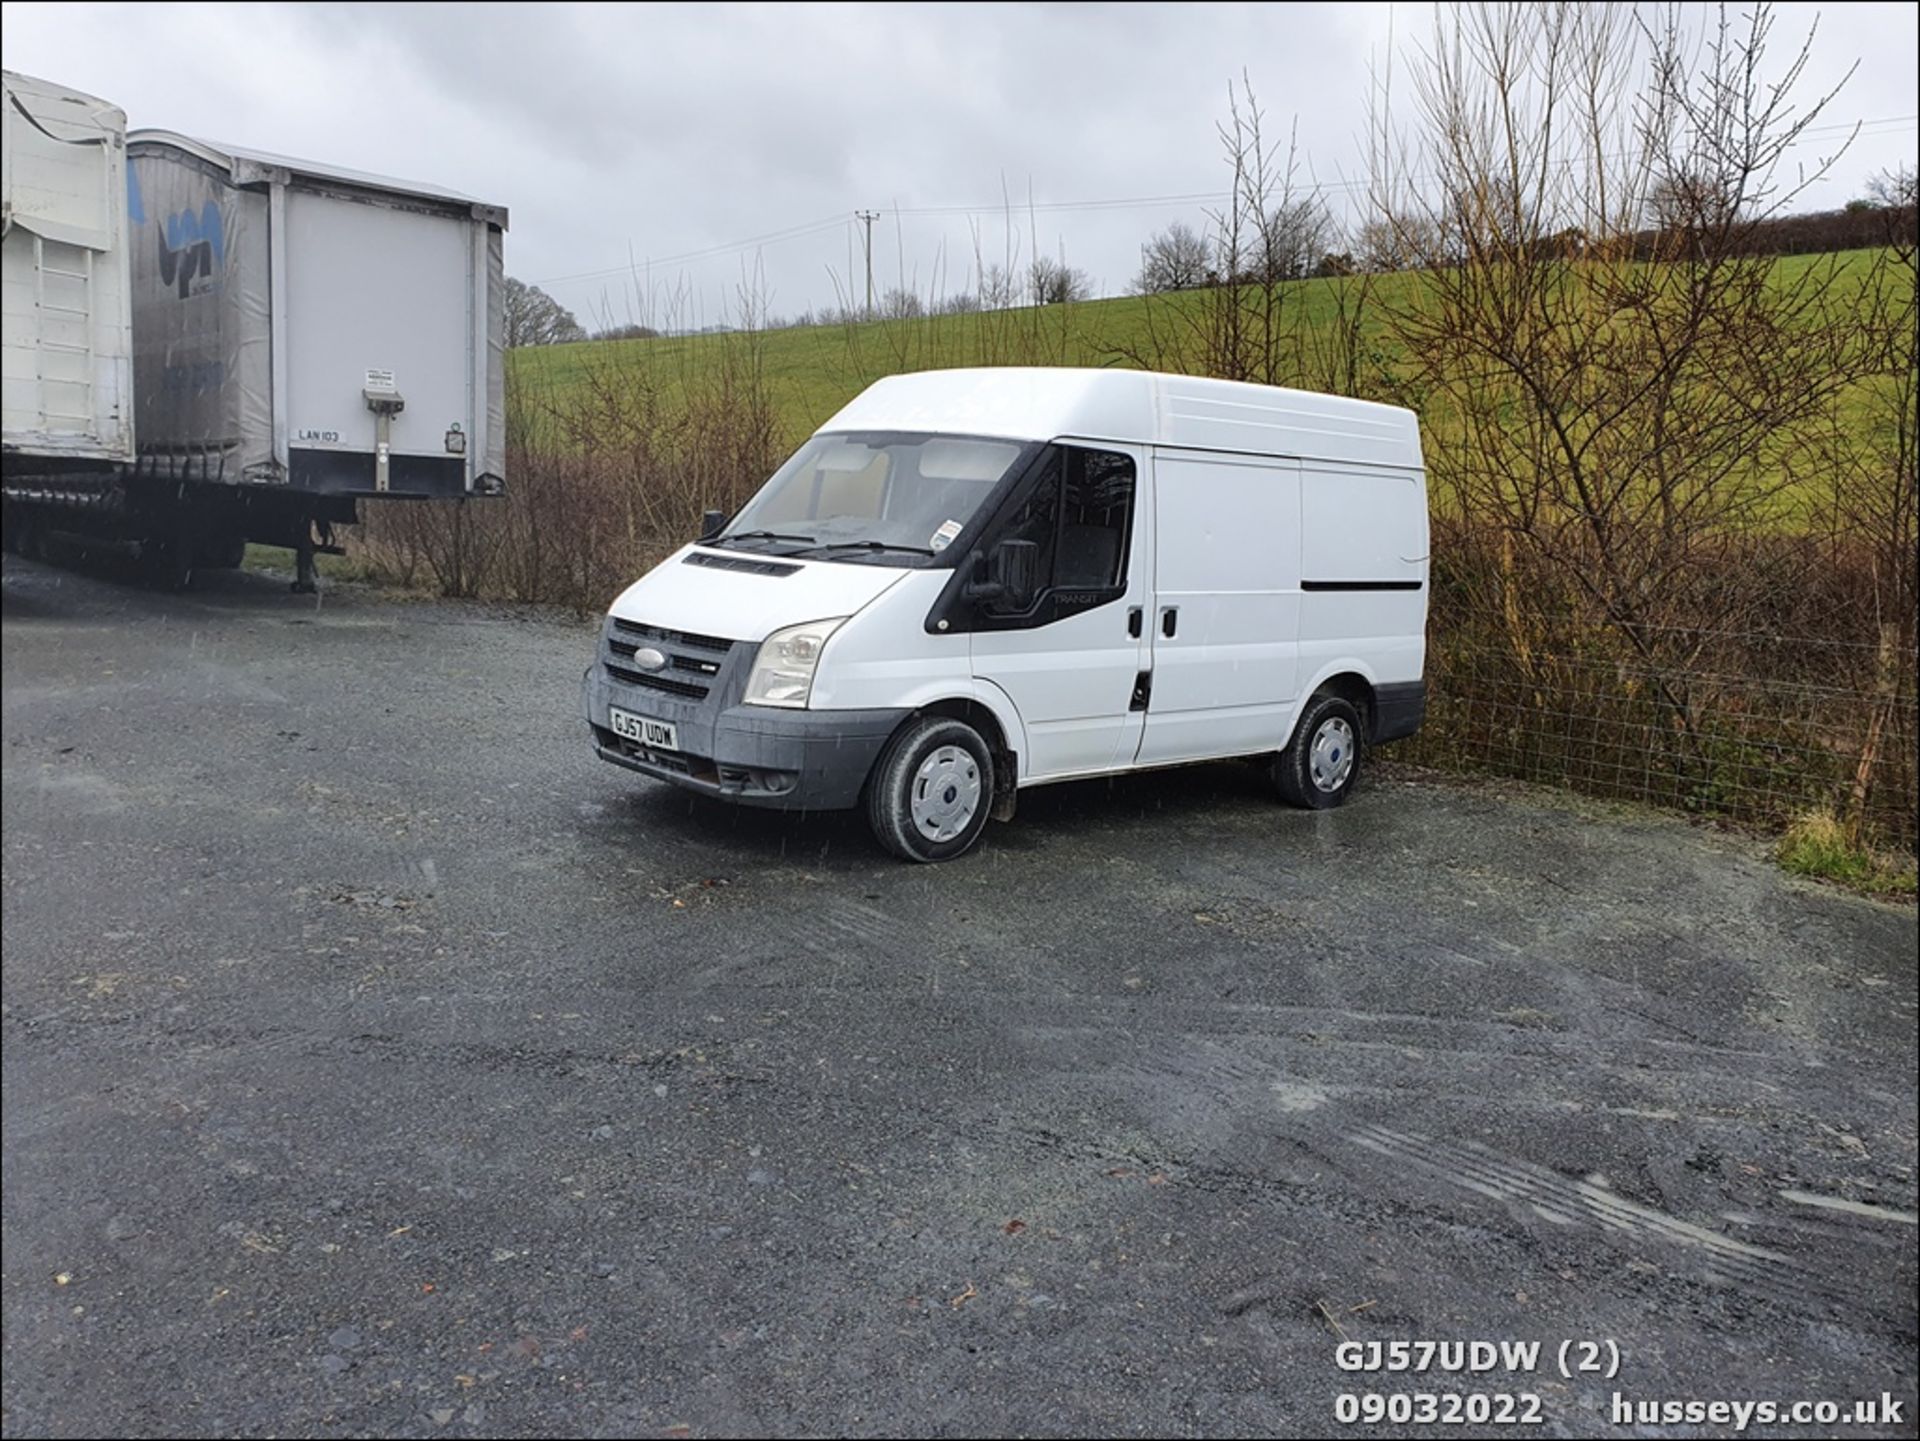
left=3, top=555, right=1915, bottom=1437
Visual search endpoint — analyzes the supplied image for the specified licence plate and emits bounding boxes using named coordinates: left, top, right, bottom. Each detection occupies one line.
left=610, top=707, right=679, bottom=751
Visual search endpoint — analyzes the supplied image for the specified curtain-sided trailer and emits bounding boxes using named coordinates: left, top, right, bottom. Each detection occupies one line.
left=1, top=71, right=134, bottom=468
left=2, top=69, right=508, bottom=590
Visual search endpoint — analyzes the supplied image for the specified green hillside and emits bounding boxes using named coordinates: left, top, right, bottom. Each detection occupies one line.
left=509, top=247, right=1898, bottom=450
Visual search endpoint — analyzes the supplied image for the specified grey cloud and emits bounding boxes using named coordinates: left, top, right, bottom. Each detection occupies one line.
left=3, top=0, right=1913, bottom=325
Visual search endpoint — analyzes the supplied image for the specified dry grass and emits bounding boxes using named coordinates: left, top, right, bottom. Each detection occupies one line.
left=1778, top=812, right=1918, bottom=898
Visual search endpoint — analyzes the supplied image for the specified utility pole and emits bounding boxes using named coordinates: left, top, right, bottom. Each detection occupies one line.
left=855, top=209, right=879, bottom=317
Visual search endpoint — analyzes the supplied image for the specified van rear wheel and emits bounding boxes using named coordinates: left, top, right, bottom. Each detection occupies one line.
left=1275, top=693, right=1364, bottom=810
left=866, top=715, right=995, bottom=863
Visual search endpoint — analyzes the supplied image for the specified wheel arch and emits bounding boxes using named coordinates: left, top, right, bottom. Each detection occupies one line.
left=873, top=679, right=1025, bottom=775
left=868, top=682, right=1024, bottom=822
left=1283, top=661, right=1382, bottom=748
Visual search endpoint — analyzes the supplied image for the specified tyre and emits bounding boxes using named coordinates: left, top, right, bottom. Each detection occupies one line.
left=138, top=537, right=194, bottom=592
left=1274, top=692, right=1364, bottom=810
left=866, top=715, right=995, bottom=862
left=17, top=517, right=48, bottom=563
left=197, top=533, right=247, bottom=570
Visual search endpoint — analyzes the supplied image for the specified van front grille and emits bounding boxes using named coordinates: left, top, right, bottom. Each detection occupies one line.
left=604, top=664, right=710, bottom=699
left=603, top=619, right=740, bottom=702
left=611, top=619, right=734, bottom=653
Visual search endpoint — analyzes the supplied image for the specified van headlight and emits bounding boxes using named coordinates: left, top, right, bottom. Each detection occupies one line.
left=742, top=617, right=847, bottom=708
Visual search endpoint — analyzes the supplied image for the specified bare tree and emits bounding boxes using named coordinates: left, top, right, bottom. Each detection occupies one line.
left=1028, top=255, right=1090, bottom=305
left=504, top=277, right=587, bottom=348
left=1116, top=77, right=1377, bottom=394
left=1134, top=221, right=1213, bottom=293
left=1366, top=0, right=1894, bottom=813
left=1645, top=171, right=1741, bottom=235
left=978, top=262, right=1019, bottom=310
left=879, top=286, right=925, bottom=320
left=1355, top=214, right=1443, bottom=272
left=1256, top=195, right=1332, bottom=283
left=1825, top=161, right=1919, bottom=841
left=594, top=322, right=661, bottom=341
left=1867, top=164, right=1917, bottom=212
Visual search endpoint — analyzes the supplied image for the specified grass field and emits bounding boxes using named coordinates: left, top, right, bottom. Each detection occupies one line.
left=509, top=247, right=1900, bottom=452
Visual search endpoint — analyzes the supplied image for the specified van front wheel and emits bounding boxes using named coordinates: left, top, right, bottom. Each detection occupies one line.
left=1275, top=694, right=1364, bottom=810
left=866, top=715, right=995, bottom=862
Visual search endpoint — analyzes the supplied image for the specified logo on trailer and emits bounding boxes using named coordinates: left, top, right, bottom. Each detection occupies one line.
left=156, top=200, right=225, bottom=299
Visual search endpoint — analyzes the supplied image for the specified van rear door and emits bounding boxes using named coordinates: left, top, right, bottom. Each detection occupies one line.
left=1134, top=449, right=1301, bottom=766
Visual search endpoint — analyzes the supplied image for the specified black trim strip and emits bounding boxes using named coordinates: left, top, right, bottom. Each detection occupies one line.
left=1302, top=579, right=1424, bottom=592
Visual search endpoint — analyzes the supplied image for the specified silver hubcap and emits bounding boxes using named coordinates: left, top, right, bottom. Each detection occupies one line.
left=1309, top=716, right=1356, bottom=792
left=909, top=745, right=981, bottom=842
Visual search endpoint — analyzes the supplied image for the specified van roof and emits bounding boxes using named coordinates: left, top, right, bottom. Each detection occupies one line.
left=125, top=130, right=508, bottom=228
left=818, top=367, right=1422, bottom=470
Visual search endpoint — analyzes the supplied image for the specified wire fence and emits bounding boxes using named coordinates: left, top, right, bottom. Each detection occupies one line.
left=1401, top=625, right=1919, bottom=853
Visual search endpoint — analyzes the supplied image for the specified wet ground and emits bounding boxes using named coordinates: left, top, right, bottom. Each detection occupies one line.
left=3, top=554, right=1915, bottom=1438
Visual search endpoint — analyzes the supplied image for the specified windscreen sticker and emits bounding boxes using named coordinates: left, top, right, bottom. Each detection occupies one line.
left=930, top=519, right=964, bottom=552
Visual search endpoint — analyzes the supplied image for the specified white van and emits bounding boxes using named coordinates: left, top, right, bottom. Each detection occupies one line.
left=582, top=368, right=1428, bottom=861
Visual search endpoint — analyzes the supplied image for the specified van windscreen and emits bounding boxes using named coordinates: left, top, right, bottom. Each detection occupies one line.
left=713, top=431, right=1035, bottom=565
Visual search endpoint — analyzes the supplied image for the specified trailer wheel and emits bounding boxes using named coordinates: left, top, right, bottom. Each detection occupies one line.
left=1274, top=693, right=1364, bottom=810
left=139, top=538, right=195, bottom=592
left=13, top=513, right=46, bottom=562
left=197, top=533, right=247, bottom=570
left=866, top=715, right=995, bottom=863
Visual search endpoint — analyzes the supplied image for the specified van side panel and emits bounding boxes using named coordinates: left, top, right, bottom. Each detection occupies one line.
left=1296, top=462, right=1429, bottom=715
left=1133, top=449, right=1301, bottom=765
left=1300, top=463, right=1426, bottom=587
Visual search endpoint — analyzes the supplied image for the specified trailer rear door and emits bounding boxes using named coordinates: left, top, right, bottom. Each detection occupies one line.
left=281, top=188, right=473, bottom=493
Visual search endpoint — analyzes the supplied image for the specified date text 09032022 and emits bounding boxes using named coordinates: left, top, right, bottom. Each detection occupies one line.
left=1334, top=1392, right=1545, bottom=1426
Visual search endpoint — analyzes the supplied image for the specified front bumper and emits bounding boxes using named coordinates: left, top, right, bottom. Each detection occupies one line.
left=583, top=663, right=906, bottom=810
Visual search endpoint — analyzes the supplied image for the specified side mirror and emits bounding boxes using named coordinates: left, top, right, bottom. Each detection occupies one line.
left=965, top=538, right=1040, bottom=610
left=699, top=508, right=728, bottom=541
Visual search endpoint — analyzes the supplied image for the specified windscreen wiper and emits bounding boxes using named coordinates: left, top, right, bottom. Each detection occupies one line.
left=801, top=540, right=937, bottom=557
left=714, top=529, right=817, bottom=547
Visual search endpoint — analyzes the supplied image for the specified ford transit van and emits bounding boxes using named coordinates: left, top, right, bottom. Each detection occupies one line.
left=582, top=368, right=1427, bottom=862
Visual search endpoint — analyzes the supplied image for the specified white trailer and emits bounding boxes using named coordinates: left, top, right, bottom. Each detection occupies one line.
left=1, top=69, right=134, bottom=466
left=123, top=132, right=507, bottom=501
left=2, top=88, right=509, bottom=590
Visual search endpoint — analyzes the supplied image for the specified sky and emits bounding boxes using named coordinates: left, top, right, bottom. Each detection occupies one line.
left=4, top=1, right=1915, bottom=330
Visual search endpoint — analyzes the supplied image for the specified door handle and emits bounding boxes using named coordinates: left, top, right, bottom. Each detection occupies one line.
left=1127, top=606, right=1143, bottom=638
left=1161, top=606, right=1179, bottom=638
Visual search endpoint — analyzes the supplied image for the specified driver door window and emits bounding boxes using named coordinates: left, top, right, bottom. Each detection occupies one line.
left=984, top=446, right=1135, bottom=622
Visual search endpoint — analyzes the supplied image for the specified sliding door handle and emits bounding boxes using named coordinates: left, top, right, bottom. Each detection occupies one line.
left=1161, top=606, right=1179, bottom=638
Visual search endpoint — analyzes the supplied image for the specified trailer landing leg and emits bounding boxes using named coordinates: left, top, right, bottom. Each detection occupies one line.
left=293, top=534, right=318, bottom=594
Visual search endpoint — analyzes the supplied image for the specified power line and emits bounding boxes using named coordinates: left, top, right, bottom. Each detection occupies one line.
left=531, top=112, right=1917, bottom=290
left=891, top=114, right=1917, bottom=219
left=533, top=212, right=848, bottom=288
